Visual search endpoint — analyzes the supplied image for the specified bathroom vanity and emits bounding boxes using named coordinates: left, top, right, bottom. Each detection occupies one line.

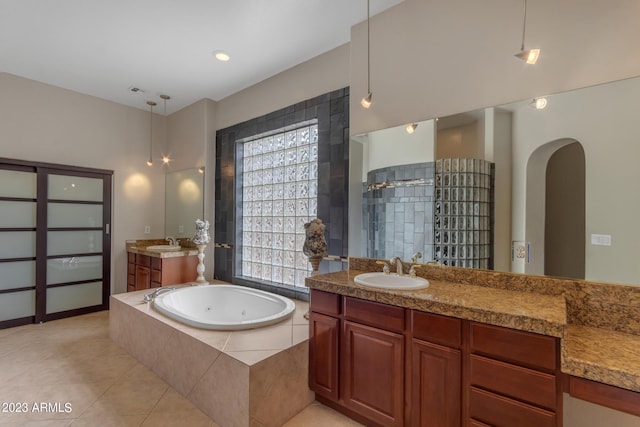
left=306, top=258, right=640, bottom=427
left=126, top=240, right=199, bottom=291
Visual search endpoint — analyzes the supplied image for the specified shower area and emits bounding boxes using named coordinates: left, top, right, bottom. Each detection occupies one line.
left=362, top=158, right=494, bottom=268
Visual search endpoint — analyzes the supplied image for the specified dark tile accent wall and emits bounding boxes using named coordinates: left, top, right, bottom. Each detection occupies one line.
left=362, top=163, right=436, bottom=262
left=214, top=88, right=350, bottom=299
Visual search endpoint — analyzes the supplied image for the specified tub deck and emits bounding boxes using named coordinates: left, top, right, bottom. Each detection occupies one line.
left=109, top=283, right=312, bottom=427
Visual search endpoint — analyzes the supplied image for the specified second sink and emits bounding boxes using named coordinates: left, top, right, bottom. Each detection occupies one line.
left=354, top=272, right=429, bottom=290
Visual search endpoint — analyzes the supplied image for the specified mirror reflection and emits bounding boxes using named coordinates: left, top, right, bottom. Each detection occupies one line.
left=350, top=75, right=640, bottom=286
left=165, top=168, right=204, bottom=239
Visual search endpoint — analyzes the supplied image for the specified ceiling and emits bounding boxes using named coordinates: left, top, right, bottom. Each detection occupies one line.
left=0, top=0, right=402, bottom=115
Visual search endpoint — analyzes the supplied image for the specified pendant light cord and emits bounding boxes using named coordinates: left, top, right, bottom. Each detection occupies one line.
left=520, top=0, right=528, bottom=51
left=366, top=0, right=371, bottom=94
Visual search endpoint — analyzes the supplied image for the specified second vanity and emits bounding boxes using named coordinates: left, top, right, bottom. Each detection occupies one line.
left=126, top=239, right=199, bottom=292
left=306, top=258, right=640, bottom=427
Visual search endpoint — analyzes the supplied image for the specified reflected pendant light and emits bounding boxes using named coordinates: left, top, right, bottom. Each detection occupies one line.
left=361, top=0, right=372, bottom=109
left=146, top=101, right=157, bottom=166
left=406, top=123, right=418, bottom=134
left=514, top=0, right=540, bottom=64
left=160, top=94, right=171, bottom=165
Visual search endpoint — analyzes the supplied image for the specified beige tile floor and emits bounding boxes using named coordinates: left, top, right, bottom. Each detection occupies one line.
left=0, top=311, right=362, bottom=427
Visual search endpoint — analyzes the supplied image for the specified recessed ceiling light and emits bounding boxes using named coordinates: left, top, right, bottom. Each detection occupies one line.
left=213, top=51, right=230, bottom=62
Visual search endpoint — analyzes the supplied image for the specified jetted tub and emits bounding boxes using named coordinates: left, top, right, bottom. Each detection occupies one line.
left=152, top=284, right=296, bottom=330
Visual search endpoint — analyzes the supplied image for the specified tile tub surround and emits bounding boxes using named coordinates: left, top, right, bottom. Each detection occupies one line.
left=307, top=257, right=640, bottom=394
left=109, top=286, right=313, bottom=427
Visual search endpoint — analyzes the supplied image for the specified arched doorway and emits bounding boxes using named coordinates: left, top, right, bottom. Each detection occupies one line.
left=525, top=139, right=585, bottom=279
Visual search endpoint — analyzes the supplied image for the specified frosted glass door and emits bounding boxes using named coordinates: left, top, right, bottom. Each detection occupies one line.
left=0, top=167, right=37, bottom=324
left=45, top=172, right=109, bottom=317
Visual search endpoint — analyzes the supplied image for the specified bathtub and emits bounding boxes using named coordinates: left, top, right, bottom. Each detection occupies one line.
left=152, top=284, right=296, bottom=330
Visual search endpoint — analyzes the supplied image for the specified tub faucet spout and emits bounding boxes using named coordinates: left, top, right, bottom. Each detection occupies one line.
left=143, top=287, right=176, bottom=303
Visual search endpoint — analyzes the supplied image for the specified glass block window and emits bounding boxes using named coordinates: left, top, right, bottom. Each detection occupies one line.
left=240, top=122, right=319, bottom=288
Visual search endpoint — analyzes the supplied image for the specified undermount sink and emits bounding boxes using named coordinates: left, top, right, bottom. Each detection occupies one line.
left=145, top=245, right=181, bottom=251
left=354, top=272, right=429, bottom=290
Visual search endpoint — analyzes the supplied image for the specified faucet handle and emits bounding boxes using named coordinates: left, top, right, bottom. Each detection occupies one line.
left=410, top=252, right=423, bottom=264
left=375, top=260, right=390, bottom=275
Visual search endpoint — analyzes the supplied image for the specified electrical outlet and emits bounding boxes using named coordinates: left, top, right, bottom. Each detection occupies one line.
left=144, top=225, right=151, bottom=234
left=178, top=225, right=184, bottom=234
left=591, top=234, right=611, bottom=246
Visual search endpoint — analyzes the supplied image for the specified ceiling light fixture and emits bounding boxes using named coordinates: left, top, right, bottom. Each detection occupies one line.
left=146, top=101, right=156, bottom=166
left=360, top=0, right=372, bottom=109
left=531, top=97, right=548, bottom=109
left=160, top=94, right=171, bottom=165
left=213, top=50, right=230, bottom=62
left=406, top=123, right=418, bottom=134
left=514, top=0, right=540, bottom=64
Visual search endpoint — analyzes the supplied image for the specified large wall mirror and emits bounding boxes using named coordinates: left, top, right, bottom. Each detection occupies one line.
left=350, top=75, right=640, bottom=287
left=165, top=168, right=204, bottom=239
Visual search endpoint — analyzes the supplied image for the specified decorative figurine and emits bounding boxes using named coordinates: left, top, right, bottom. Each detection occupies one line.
left=193, top=219, right=210, bottom=284
left=303, top=218, right=327, bottom=275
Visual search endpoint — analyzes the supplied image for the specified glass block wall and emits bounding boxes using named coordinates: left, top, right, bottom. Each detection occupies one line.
left=434, top=158, right=494, bottom=268
left=240, top=123, right=318, bottom=287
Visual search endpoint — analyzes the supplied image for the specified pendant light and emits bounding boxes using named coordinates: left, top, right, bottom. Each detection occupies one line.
left=160, top=94, right=171, bottom=165
left=360, top=0, right=372, bottom=109
left=406, top=123, right=418, bottom=134
left=146, top=101, right=156, bottom=166
left=514, top=0, right=540, bottom=64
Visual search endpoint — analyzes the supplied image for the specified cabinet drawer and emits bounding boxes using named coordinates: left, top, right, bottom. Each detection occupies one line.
left=310, top=289, right=341, bottom=316
left=470, top=355, right=557, bottom=410
left=412, top=310, right=461, bottom=348
left=151, top=257, right=162, bottom=270
left=151, top=269, right=162, bottom=284
left=470, top=323, right=557, bottom=371
left=469, top=387, right=556, bottom=427
left=135, top=254, right=150, bottom=267
left=344, top=297, right=404, bottom=332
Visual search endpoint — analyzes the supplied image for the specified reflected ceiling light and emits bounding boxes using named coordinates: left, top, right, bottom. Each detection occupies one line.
left=514, top=0, right=540, bottom=64
left=146, top=101, right=156, bottom=166
left=213, top=50, right=230, bottom=62
left=406, top=123, right=418, bottom=134
left=361, top=0, right=372, bottom=109
left=531, top=97, right=548, bottom=109
left=198, top=166, right=205, bottom=174
left=160, top=94, right=171, bottom=165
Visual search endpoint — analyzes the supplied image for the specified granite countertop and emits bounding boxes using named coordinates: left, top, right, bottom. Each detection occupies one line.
left=127, top=246, right=199, bottom=258
left=306, top=267, right=640, bottom=394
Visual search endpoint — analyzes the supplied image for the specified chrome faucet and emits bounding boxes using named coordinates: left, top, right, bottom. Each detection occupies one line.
left=165, top=236, right=177, bottom=246
left=143, top=287, right=176, bottom=303
left=410, top=252, right=422, bottom=264
left=390, top=256, right=404, bottom=276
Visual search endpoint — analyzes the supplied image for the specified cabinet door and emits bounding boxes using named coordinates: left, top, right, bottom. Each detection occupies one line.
left=412, top=339, right=461, bottom=427
left=342, top=320, right=404, bottom=427
left=309, top=311, right=340, bottom=400
left=135, top=265, right=151, bottom=291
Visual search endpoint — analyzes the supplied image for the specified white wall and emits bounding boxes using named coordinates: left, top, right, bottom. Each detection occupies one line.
left=216, top=44, right=350, bottom=130
left=511, top=77, right=640, bottom=285
left=349, top=0, right=640, bottom=136
left=0, top=72, right=166, bottom=295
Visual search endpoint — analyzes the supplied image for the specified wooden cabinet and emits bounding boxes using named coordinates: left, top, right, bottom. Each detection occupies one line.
left=466, top=322, right=561, bottom=427
left=342, top=320, right=404, bottom=427
left=308, top=290, right=561, bottom=427
left=308, top=311, right=340, bottom=400
left=411, top=311, right=462, bottom=427
left=127, top=252, right=198, bottom=292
